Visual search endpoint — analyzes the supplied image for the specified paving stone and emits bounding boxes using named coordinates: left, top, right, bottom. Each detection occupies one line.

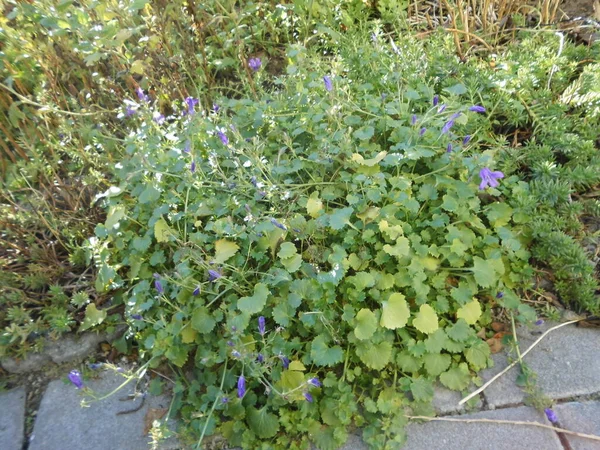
left=432, top=385, right=482, bottom=415
left=555, top=401, right=600, bottom=450
left=403, top=405, right=562, bottom=450
left=29, top=371, right=179, bottom=450
left=0, top=387, right=26, bottom=450
left=480, top=323, right=600, bottom=408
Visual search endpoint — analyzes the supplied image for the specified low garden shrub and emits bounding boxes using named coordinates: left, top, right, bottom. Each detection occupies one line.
left=88, top=32, right=538, bottom=448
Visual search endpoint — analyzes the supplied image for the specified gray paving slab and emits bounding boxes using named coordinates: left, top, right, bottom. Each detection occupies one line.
left=0, top=387, right=26, bottom=450
left=433, top=385, right=482, bottom=415
left=403, top=405, right=562, bottom=450
left=480, top=322, right=600, bottom=408
left=555, top=401, right=600, bottom=450
left=29, top=370, right=179, bottom=450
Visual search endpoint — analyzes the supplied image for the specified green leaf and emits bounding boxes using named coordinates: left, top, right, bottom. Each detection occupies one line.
left=356, top=341, right=392, bottom=370
left=444, top=83, right=468, bottom=95
left=247, top=406, right=279, bottom=439
left=439, top=363, right=471, bottom=391
left=132, top=235, right=151, bottom=252
left=352, top=151, right=387, bottom=166
left=281, top=254, right=302, bottom=272
left=485, top=203, right=513, bottom=228
left=277, top=242, right=297, bottom=259
left=191, top=307, right=216, bottom=334
left=8, top=102, right=25, bottom=127
left=396, top=351, right=422, bottom=373
left=348, top=272, right=375, bottom=291
left=154, top=217, right=172, bottom=243
left=237, top=283, right=270, bottom=314
left=410, top=378, right=434, bottom=402
left=424, top=329, right=448, bottom=353
left=311, top=335, right=344, bottom=367
left=139, top=184, right=160, bottom=204
left=456, top=299, right=482, bottom=325
left=79, top=304, right=107, bottom=331
left=353, top=126, right=374, bottom=140
left=423, top=353, right=451, bottom=377
left=105, top=205, right=126, bottom=229
left=472, top=257, right=497, bottom=288
left=381, top=293, right=410, bottom=329
left=383, top=236, right=410, bottom=257
left=441, top=195, right=459, bottom=212
left=214, top=240, right=240, bottom=264
left=413, top=305, right=439, bottom=334
left=354, top=309, right=377, bottom=340
left=329, top=207, right=354, bottom=230
left=465, top=341, right=491, bottom=370
left=446, top=319, right=472, bottom=342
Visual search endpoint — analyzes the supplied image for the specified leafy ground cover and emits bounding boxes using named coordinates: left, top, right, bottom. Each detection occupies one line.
left=1, top=1, right=599, bottom=449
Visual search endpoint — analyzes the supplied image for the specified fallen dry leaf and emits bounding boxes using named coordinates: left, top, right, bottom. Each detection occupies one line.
left=491, top=322, right=506, bottom=332
left=486, top=338, right=503, bottom=354
left=143, top=407, right=168, bottom=435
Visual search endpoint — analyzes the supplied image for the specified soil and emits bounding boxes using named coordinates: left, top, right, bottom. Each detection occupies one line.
left=558, top=0, right=598, bottom=19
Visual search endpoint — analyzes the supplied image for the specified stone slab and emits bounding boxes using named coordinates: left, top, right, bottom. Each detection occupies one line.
left=403, top=405, right=562, bottom=450
left=480, top=323, right=600, bottom=408
left=433, top=385, right=482, bottom=415
left=0, top=387, right=26, bottom=450
left=29, top=371, right=179, bottom=450
left=555, top=401, right=600, bottom=450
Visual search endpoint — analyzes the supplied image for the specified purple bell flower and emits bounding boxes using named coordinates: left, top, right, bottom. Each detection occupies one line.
left=208, top=269, right=222, bottom=282
left=184, top=97, right=199, bottom=115
left=68, top=370, right=84, bottom=389
left=463, top=135, right=471, bottom=145
left=248, top=57, right=262, bottom=72
left=270, top=218, right=287, bottom=231
left=419, top=127, right=427, bottom=136
left=469, top=105, right=486, bottom=113
left=303, top=392, right=313, bottom=402
left=258, top=316, right=266, bottom=336
left=544, top=408, right=558, bottom=424
left=433, top=95, right=439, bottom=106
left=217, top=131, right=229, bottom=145
left=237, top=375, right=246, bottom=398
left=323, top=76, right=333, bottom=92
left=478, top=167, right=505, bottom=190
left=308, top=377, right=321, bottom=388
left=441, top=119, right=455, bottom=134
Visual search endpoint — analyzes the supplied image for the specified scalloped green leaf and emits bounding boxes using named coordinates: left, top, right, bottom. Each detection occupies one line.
left=356, top=341, right=392, bottom=370
left=354, top=308, right=377, bottom=340
left=311, top=334, right=343, bottom=367
left=456, top=299, right=482, bottom=325
left=440, top=363, right=471, bottom=391
left=413, top=304, right=439, bottom=334
left=247, top=406, right=279, bottom=439
left=381, top=293, right=410, bottom=330
left=237, top=283, right=270, bottom=314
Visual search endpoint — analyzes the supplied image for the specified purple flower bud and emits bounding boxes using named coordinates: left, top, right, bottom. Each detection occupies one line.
left=184, top=140, right=191, bottom=153
left=545, top=408, right=558, bottom=424
left=411, top=114, right=417, bottom=125
left=221, top=396, right=229, bottom=404
left=212, top=103, right=220, bottom=113
left=227, top=340, right=234, bottom=347
left=193, top=286, right=200, bottom=296
left=419, top=127, right=427, bottom=136
left=437, top=104, right=446, bottom=113
left=68, top=370, right=84, bottom=389
left=433, top=95, right=439, bottom=106
left=257, top=353, right=264, bottom=363
left=303, top=392, right=313, bottom=402
left=232, top=350, right=241, bottom=358
left=469, top=105, right=486, bottom=113
left=248, top=57, right=262, bottom=72
left=308, top=377, right=321, bottom=388
left=237, top=375, right=246, bottom=398
left=250, top=176, right=258, bottom=187
left=135, top=87, right=149, bottom=102
left=323, top=75, right=333, bottom=92
left=496, top=292, right=504, bottom=299
left=125, top=105, right=137, bottom=117
left=446, top=143, right=452, bottom=153
left=270, top=218, right=287, bottom=231
left=279, top=355, right=290, bottom=369
left=184, top=96, right=199, bottom=115
left=257, top=190, right=266, bottom=198
left=88, top=363, right=104, bottom=370
left=131, top=314, right=143, bottom=320
left=441, top=119, right=455, bottom=134
left=451, top=112, right=462, bottom=120
left=217, top=131, right=229, bottom=145
left=153, top=111, right=165, bottom=125
left=535, top=319, right=544, bottom=326
left=258, top=316, right=266, bottom=335
left=208, top=269, right=222, bottom=282
left=153, top=274, right=164, bottom=294
left=463, top=135, right=471, bottom=145
left=190, top=160, right=196, bottom=173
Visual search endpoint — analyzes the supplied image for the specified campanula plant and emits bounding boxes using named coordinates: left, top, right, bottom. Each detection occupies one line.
left=88, top=31, right=541, bottom=450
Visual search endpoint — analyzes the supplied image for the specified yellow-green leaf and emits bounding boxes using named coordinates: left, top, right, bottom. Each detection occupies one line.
left=154, top=217, right=172, bottom=243
left=214, top=239, right=239, bottom=264
left=288, top=360, right=306, bottom=371
left=381, top=293, right=410, bottom=329
left=306, top=196, right=323, bottom=218
left=413, top=304, right=439, bottom=334
left=383, top=236, right=410, bottom=257
left=181, top=325, right=197, bottom=344
left=354, top=308, right=377, bottom=340
left=456, top=299, right=482, bottom=325
left=351, top=151, right=387, bottom=166
left=379, top=220, right=403, bottom=240
left=79, top=304, right=107, bottom=332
